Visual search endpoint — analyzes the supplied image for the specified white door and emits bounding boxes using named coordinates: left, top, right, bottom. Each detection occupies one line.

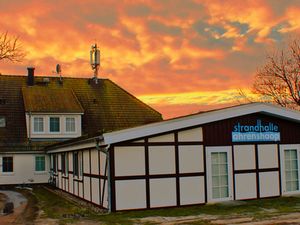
left=206, top=146, right=233, bottom=202
left=280, top=144, right=300, bottom=195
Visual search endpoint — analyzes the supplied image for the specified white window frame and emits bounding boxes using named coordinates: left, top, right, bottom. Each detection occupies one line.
left=33, top=117, right=45, bottom=133
left=280, top=144, right=300, bottom=195
left=49, top=117, right=61, bottom=133
left=65, top=117, right=76, bottom=133
left=206, top=146, right=233, bottom=202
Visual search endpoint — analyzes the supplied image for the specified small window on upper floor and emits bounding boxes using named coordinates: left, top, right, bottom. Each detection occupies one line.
left=66, top=117, right=75, bottom=132
left=33, top=117, right=44, bottom=132
left=0, top=117, right=5, bottom=127
left=50, top=117, right=60, bottom=132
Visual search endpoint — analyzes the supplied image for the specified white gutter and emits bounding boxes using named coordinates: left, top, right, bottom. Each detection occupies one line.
left=95, top=138, right=112, bottom=213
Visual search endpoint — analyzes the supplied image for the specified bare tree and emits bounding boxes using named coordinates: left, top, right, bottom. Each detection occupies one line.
left=0, top=31, right=25, bottom=62
left=252, top=39, right=300, bottom=109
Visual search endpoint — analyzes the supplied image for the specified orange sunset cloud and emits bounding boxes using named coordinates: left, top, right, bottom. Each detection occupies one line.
left=0, top=0, right=299, bottom=118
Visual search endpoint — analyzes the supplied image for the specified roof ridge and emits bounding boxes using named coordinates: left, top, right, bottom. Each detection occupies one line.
left=0, top=74, right=110, bottom=80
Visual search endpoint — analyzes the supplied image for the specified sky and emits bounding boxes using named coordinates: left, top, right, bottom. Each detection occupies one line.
left=0, top=0, right=300, bottom=119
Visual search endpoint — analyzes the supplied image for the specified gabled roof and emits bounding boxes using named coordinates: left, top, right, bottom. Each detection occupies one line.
left=22, top=87, right=84, bottom=113
left=101, top=102, right=300, bottom=145
left=0, top=74, right=162, bottom=152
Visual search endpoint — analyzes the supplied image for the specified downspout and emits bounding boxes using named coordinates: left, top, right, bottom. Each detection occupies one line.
left=28, top=111, right=32, bottom=146
left=95, top=137, right=111, bottom=212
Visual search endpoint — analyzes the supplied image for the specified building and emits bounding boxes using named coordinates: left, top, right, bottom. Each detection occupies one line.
left=2, top=68, right=300, bottom=213
left=47, top=102, right=300, bottom=212
left=0, top=68, right=162, bottom=186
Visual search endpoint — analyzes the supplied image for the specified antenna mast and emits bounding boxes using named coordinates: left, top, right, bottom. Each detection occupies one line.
left=90, top=43, right=100, bottom=84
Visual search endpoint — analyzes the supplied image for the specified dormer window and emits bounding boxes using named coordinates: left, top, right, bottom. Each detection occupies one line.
left=50, top=117, right=60, bottom=132
left=66, top=117, right=75, bottom=132
left=0, top=117, right=6, bottom=127
left=33, top=117, right=44, bottom=132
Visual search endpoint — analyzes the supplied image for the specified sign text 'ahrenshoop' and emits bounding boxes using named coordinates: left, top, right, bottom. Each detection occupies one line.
left=232, top=119, right=280, bottom=142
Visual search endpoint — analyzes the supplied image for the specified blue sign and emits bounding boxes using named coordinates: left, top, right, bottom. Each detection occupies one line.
left=232, top=120, right=280, bottom=142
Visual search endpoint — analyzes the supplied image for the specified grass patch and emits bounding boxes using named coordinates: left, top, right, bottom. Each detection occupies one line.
left=31, top=186, right=300, bottom=225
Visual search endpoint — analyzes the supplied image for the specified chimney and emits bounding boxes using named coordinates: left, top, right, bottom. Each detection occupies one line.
left=27, top=67, right=35, bottom=86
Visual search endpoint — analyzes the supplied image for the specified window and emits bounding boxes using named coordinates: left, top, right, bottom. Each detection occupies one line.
left=33, top=117, right=44, bottom=132
left=52, top=154, right=57, bottom=173
left=2, top=156, right=13, bottom=172
left=61, top=153, right=68, bottom=175
left=35, top=156, right=45, bottom=172
left=66, top=117, right=75, bottom=132
left=211, top=152, right=229, bottom=199
left=0, top=117, right=5, bottom=127
left=285, top=149, right=299, bottom=192
left=50, top=117, right=60, bottom=132
left=73, top=152, right=82, bottom=177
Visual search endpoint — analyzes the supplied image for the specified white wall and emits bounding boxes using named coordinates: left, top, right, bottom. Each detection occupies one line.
left=0, top=153, right=49, bottom=185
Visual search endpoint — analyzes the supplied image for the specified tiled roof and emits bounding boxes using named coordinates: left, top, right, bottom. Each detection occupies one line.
left=22, top=87, right=84, bottom=113
left=0, top=75, right=162, bottom=152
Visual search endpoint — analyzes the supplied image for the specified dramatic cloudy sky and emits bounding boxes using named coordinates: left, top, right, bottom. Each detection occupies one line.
left=0, top=0, right=299, bottom=118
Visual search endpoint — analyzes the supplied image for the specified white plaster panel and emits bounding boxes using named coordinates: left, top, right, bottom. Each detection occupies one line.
left=58, top=154, right=61, bottom=170
left=101, top=179, right=108, bottom=208
left=79, top=182, right=83, bottom=198
left=83, top=150, right=90, bottom=173
left=149, top=146, right=175, bottom=175
left=133, top=139, right=144, bottom=143
left=178, top=127, right=203, bottom=142
left=116, top=180, right=146, bottom=210
left=91, top=149, right=99, bottom=174
left=100, top=152, right=106, bottom=176
left=68, top=153, right=73, bottom=172
left=234, top=145, right=255, bottom=170
left=259, top=171, right=280, bottom=198
left=150, top=178, right=176, bottom=207
left=69, top=176, right=73, bottom=194
left=114, top=147, right=145, bottom=176
left=65, top=177, right=69, bottom=191
left=148, top=133, right=174, bottom=142
left=180, top=176, right=205, bottom=205
left=91, top=178, right=100, bottom=204
left=179, top=145, right=203, bottom=173
left=258, top=144, right=278, bottom=169
left=84, top=176, right=91, bottom=201
left=235, top=173, right=257, bottom=200
left=73, top=181, right=78, bottom=196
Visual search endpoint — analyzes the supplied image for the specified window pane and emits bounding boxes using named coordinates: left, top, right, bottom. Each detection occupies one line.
left=66, top=118, right=75, bottom=132
left=34, top=117, right=44, bottom=132
left=2, top=157, right=13, bottom=172
left=285, top=149, right=299, bottom=192
left=50, top=117, right=60, bottom=132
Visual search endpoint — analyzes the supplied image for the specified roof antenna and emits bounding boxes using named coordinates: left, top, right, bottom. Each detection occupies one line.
left=90, top=43, right=100, bottom=84
left=56, top=64, right=62, bottom=84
